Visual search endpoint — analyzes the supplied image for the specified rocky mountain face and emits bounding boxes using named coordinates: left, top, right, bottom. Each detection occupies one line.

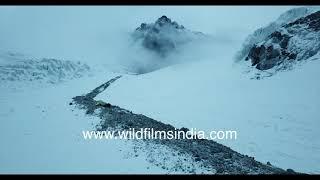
left=132, top=15, right=205, bottom=57
left=245, top=10, right=320, bottom=71
left=236, top=7, right=318, bottom=62
left=239, top=7, right=320, bottom=74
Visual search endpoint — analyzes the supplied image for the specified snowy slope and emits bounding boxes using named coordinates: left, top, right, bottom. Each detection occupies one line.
left=0, top=61, right=212, bottom=174
left=1, top=6, right=319, bottom=174
left=0, top=70, right=172, bottom=174
left=96, top=50, right=320, bottom=174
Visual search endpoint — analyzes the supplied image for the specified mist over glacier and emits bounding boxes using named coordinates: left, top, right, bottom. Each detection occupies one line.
left=0, top=6, right=295, bottom=72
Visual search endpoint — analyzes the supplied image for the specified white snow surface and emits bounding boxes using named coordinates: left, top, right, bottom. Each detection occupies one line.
left=96, top=51, right=320, bottom=174
left=1, top=6, right=320, bottom=174
left=0, top=70, right=172, bottom=174
left=0, top=65, right=211, bottom=174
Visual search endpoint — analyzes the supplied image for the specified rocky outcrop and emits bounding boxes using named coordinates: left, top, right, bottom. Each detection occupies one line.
left=245, top=10, right=320, bottom=71
left=236, top=7, right=319, bottom=62
left=132, top=15, right=205, bottom=57
left=246, top=31, right=295, bottom=70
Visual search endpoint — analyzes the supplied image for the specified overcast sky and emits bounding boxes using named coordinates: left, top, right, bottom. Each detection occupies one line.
left=0, top=6, right=298, bottom=63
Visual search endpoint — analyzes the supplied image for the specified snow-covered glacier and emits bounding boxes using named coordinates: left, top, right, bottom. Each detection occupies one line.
left=0, top=51, right=91, bottom=90
left=96, top=8, right=320, bottom=174
left=0, top=6, right=320, bottom=175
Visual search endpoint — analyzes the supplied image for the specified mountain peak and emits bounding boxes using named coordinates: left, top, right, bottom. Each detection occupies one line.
left=155, top=15, right=171, bottom=25
left=132, top=16, right=202, bottom=57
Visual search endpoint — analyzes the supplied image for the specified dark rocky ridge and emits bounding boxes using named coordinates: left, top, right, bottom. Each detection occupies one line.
left=285, top=10, right=320, bottom=31
left=245, top=10, right=320, bottom=71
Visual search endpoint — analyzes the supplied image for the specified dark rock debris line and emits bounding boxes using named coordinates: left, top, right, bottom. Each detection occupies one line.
left=72, top=76, right=300, bottom=175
